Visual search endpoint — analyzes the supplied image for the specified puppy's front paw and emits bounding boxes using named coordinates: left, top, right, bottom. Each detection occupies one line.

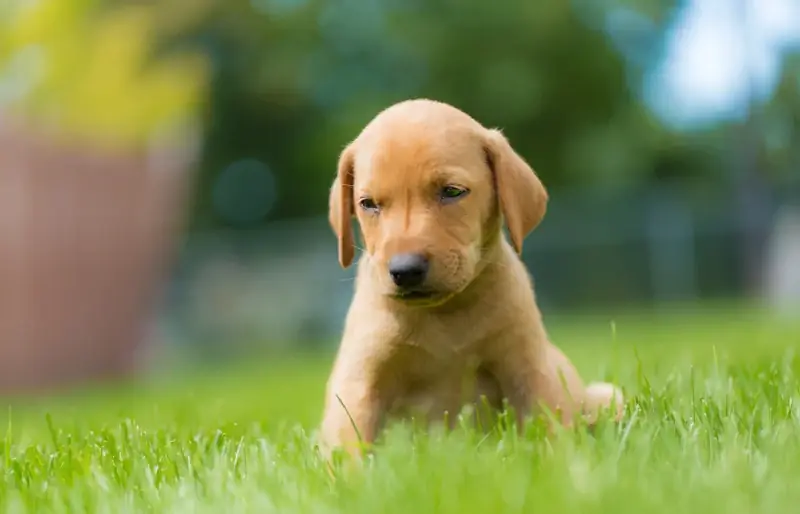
left=583, top=382, right=624, bottom=424
left=316, top=437, right=373, bottom=481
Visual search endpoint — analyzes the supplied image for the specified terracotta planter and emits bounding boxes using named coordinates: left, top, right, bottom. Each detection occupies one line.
left=0, top=119, right=196, bottom=394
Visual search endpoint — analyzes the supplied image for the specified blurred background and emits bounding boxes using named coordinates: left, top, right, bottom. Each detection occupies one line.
left=0, top=0, right=798, bottom=393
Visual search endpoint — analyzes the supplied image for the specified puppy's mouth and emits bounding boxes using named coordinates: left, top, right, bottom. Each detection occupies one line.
left=391, top=289, right=454, bottom=307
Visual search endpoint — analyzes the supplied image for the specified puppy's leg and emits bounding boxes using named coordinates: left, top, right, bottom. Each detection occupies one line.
left=540, top=342, right=625, bottom=425
left=489, top=336, right=625, bottom=432
left=319, top=365, right=385, bottom=463
left=485, top=336, right=587, bottom=432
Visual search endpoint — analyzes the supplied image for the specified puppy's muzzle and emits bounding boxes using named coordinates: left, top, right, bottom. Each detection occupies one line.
left=388, top=253, right=454, bottom=306
left=388, top=253, right=429, bottom=290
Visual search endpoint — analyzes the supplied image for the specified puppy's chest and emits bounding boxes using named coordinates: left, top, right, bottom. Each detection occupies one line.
left=391, top=312, right=486, bottom=358
left=385, top=347, right=494, bottom=420
left=376, top=309, right=500, bottom=413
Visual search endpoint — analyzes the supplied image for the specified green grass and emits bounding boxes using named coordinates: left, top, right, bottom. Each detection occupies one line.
left=1, top=303, right=799, bottom=513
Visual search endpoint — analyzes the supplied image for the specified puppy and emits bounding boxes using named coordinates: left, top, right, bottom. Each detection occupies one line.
left=319, top=99, right=623, bottom=461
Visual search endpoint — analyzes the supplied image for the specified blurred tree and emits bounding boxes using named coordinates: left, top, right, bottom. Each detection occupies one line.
left=728, top=47, right=800, bottom=293
left=761, top=52, right=800, bottom=184
left=391, top=0, right=721, bottom=189
left=144, top=0, right=756, bottom=229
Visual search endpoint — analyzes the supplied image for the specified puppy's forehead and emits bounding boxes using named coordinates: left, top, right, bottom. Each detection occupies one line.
left=353, top=123, right=486, bottom=188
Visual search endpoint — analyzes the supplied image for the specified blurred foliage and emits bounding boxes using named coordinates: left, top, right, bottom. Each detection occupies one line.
left=761, top=53, right=800, bottom=181
left=0, top=0, right=209, bottom=148
left=3, top=0, right=798, bottom=224
left=152, top=0, right=741, bottom=229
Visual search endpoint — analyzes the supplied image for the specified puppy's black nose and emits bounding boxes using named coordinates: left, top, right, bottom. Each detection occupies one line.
left=388, top=253, right=429, bottom=289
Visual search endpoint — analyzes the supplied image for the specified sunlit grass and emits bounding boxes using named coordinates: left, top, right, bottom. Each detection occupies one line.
left=1, top=304, right=799, bottom=513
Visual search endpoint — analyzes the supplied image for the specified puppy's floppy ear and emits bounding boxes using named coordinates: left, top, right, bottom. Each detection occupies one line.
left=328, top=143, right=356, bottom=268
left=483, top=128, right=548, bottom=254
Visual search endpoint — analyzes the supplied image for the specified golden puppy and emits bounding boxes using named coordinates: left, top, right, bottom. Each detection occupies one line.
left=319, top=99, right=623, bottom=461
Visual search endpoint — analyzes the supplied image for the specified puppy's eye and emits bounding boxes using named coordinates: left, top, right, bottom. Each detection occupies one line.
left=359, top=197, right=380, bottom=213
left=440, top=185, right=469, bottom=203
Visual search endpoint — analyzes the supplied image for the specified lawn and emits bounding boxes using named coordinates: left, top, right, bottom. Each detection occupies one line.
left=1, top=302, right=799, bottom=513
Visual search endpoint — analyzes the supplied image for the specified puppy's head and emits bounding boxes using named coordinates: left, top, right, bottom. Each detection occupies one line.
left=329, top=99, right=548, bottom=306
